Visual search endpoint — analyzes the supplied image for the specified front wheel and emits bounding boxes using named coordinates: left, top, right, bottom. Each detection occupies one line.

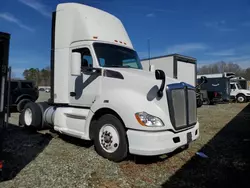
left=93, top=114, right=128, bottom=162
left=236, top=94, right=246, bottom=103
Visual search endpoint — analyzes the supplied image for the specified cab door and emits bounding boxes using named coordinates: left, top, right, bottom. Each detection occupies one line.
left=69, top=46, right=101, bottom=107
left=230, top=83, right=237, bottom=97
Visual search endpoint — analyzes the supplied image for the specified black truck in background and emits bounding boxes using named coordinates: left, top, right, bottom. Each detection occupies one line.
left=196, top=76, right=223, bottom=106
left=197, top=73, right=233, bottom=105
left=6, top=80, right=39, bottom=112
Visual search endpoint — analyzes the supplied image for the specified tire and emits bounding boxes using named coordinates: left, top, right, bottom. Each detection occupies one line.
left=236, top=94, right=246, bottom=103
left=37, top=102, right=50, bottom=129
left=197, top=99, right=203, bottom=108
left=17, top=99, right=31, bottom=112
left=22, top=102, right=42, bottom=129
left=19, top=111, right=24, bottom=126
left=93, top=114, right=128, bottom=162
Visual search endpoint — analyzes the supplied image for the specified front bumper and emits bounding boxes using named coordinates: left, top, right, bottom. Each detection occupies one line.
left=127, top=122, right=199, bottom=156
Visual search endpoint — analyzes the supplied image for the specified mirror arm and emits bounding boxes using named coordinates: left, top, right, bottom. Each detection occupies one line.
left=157, top=78, right=165, bottom=97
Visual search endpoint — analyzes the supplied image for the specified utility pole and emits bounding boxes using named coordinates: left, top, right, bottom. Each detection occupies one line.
left=148, top=38, right=151, bottom=67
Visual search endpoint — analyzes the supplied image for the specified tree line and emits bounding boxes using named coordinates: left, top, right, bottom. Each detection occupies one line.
left=198, top=61, right=250, bottom=80
left=22, top=66, right=51, bottom=86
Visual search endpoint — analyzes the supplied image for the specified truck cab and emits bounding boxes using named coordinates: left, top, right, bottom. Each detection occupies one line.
left=230, top=82, right=250, bottom=103
left=19, top=3, right=199, bottom=162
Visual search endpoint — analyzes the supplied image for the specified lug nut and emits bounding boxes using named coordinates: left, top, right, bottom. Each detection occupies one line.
left=114, top=143, right=118, bottom=147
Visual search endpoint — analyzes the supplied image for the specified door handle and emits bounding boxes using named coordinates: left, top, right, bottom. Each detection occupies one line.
left=70, top=92, right=76, bottom=97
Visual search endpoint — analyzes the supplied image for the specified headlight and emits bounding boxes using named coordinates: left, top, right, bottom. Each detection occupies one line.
left=135, top=112, right=164, bottom=127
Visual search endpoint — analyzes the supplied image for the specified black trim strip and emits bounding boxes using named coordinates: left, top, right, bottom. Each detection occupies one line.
left=49, top=103, right=91, bottom=109
left=184, top=86, right=189, bottom=126
left=173, top=56, right=177, bottom=79
left=50, top=11, right=56, bottom=103
left=127, top=126, right=196, bottom=134
left=65, top=113, right=86, bottom=120
left=103, top=69, right=124, bottom=79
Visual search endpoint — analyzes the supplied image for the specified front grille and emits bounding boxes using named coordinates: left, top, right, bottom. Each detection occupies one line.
left=166, top=82, right=197, bottom=130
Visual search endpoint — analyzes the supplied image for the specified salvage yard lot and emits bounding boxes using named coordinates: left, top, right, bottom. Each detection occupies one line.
left=1, top=92, right=250, bottom=188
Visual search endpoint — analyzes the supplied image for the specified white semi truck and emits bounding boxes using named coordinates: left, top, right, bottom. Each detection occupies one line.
left=19, top=3, right=199, bottom=162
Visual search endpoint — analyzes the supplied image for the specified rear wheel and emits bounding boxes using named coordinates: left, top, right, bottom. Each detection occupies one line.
left=17, top=99, right=31, bottom=112
left=93, top=114, right=128, bottom=162
left=22, top=102, right=42, bottom=129
left=236, top=94, right=246, bottom=103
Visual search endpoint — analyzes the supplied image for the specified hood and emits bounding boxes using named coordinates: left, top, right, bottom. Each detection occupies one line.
left=107, top=68, right=181, bottom=86
left=238, top=89, right=250, bottom=94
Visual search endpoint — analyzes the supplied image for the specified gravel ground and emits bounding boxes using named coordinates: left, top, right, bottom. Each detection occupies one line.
left=0, top=92, right=250, bottom=188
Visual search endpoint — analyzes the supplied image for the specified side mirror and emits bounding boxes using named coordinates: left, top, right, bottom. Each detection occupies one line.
left=149, top=64, right=155, bottom=72
left=71, top=52, right=81, bottom=76
left=155, top=69, right=165, bottom=80
left=200, top=76, right=208, bottom=84
left=155, top=69, right=166, bottom=98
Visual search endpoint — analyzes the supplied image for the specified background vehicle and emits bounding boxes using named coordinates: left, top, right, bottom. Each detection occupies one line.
left=230, top=81, right=250, bottom=103
left=197, top=72, right=233, bottom=102
left=45, top=88, right=50, bottom=93
left=231, top=77, right=248, bottom=89
left=196, top=76, right=207, bottom=107
left=0, top=32, right=11, bottom=178
left=198, top=72, right=250, bottom=103
left=19, top=3, right=200, bottom=162
left=199, top=89, right=223, bottom=105
left=7, top=80, right=39, bottom=112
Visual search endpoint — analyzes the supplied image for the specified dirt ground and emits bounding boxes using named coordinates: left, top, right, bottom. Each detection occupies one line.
left=0, top=92, right=250, bottom=188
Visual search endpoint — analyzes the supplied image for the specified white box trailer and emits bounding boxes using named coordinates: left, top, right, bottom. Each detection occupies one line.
left=141, top=54, right=197, bottom=87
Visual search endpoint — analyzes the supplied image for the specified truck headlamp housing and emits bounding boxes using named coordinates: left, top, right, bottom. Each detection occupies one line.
left=135, top=112, right=164, bottom=127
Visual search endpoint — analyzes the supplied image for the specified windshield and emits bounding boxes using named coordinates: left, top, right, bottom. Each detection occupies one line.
left=236, top=83, right=242, bottom=89
left=93, top=43, right=143, bottom=69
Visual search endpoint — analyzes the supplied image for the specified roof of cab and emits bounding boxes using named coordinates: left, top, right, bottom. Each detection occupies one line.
left=54, top=3, right=133, bottom=49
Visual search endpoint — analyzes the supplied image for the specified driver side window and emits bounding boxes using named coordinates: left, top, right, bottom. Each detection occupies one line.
left=72, top=47, right=93, bottom=72
left=230, top=84, right=236, bottom=89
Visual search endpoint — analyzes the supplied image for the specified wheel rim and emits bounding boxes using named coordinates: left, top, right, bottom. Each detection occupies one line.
left=238, top=96, right=244, bottom=102
left=24, top=108, right=32, bottom=126
left=99, top=124, right=120, bottom=153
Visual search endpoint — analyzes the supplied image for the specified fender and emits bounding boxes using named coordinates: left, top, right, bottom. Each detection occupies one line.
left=236, top=93, right=246, bottom=97
left=83, top=101, right=126, bottom=140
left=15, top=94, right=36, bottom=103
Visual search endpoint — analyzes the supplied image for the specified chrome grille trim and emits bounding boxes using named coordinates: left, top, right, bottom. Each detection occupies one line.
left=166, top=82, right=197, bottom=130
